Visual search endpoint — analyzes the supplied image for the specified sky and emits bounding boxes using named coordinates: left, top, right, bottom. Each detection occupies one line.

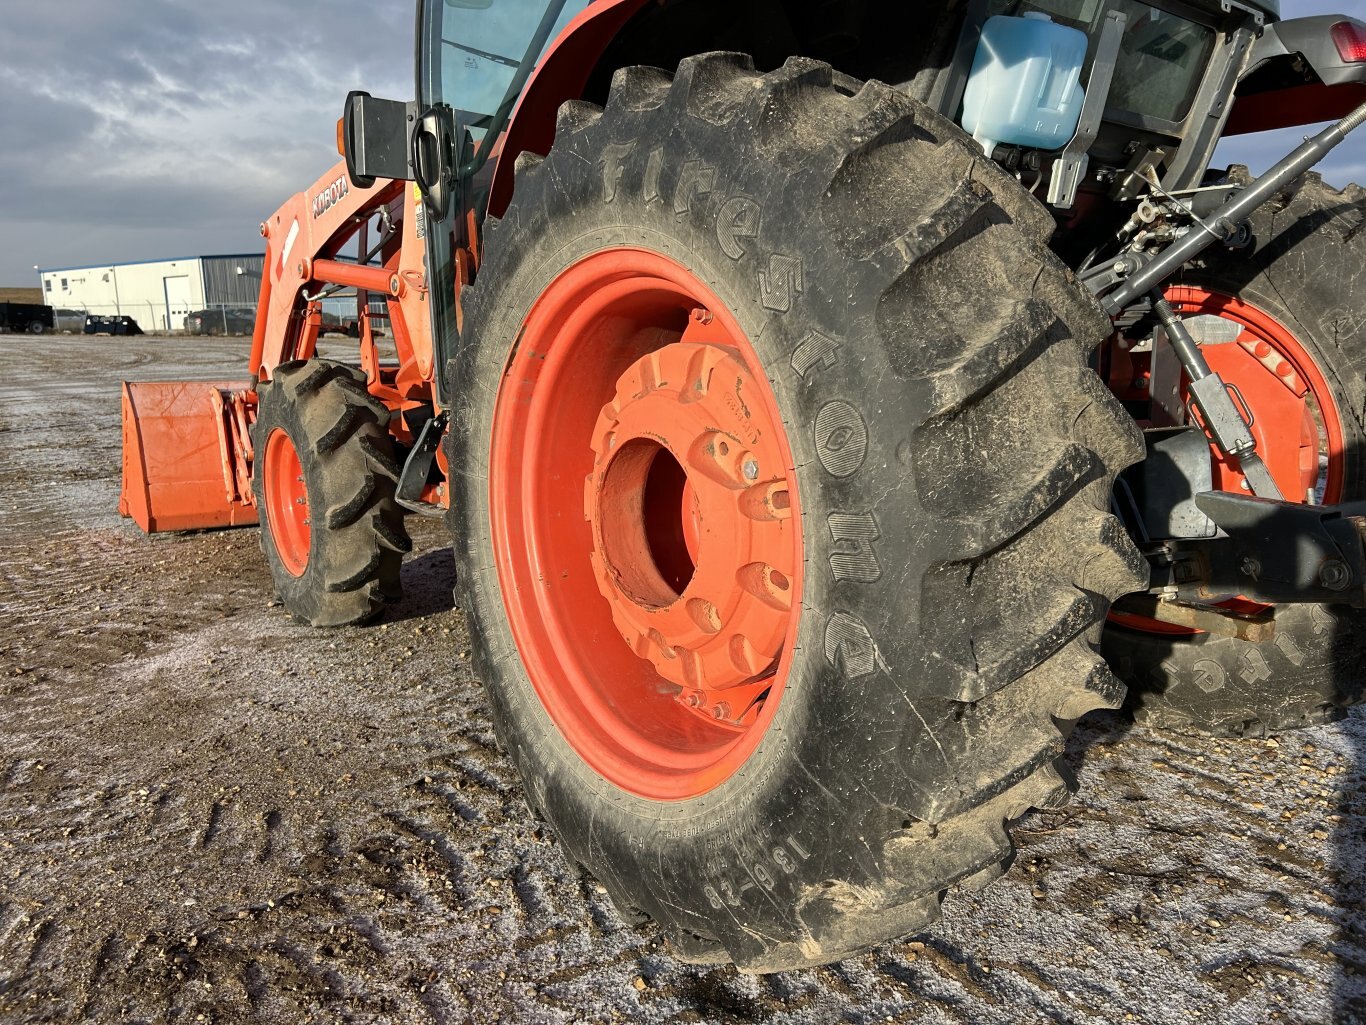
left=0, top=0, right=1362, bottom=286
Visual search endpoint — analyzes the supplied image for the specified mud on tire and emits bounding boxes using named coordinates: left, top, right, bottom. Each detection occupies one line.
left=448, top=54, right=1147, bottom=970
left=1104, top=171, right=1366, bottom=737
left=252, top=359, right=410, bottom=627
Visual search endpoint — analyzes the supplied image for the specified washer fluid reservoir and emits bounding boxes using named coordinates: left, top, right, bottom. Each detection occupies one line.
left=961, top=12, right=1088, bottom=159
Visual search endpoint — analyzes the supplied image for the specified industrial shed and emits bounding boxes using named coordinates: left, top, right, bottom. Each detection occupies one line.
left=37, top=254, right=265, bottom=333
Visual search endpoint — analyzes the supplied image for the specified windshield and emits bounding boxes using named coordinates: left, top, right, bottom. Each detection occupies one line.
left=1005, top=0, right=1217, bottom=123
left=434, top=0, right=592, bottom=140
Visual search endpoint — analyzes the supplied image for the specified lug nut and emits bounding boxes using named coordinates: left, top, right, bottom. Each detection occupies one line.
left=710, top=702, right=731, bottom=720
left=1239, top=556, right=1261, bottom=578
left=742, top=459, right=758, bottom=481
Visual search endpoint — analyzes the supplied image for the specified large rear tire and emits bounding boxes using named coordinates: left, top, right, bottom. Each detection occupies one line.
left=449, top=54, right=1146, bottom=970
left=1104, top=171, right=1366, bottom=736
left=252, top=359, right=410, bottom=627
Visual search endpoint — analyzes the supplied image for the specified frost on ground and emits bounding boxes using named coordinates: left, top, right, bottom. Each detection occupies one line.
left=0, top=333, right=1363, bottom=1024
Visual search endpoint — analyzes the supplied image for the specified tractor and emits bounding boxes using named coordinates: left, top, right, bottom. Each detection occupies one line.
left=119, top=0, right=1366, bottom=971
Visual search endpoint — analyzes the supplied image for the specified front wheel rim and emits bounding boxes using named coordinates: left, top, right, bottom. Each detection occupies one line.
left=488, top=248, right=803, bottom=801
left=263, top=428, right=311, bottom=577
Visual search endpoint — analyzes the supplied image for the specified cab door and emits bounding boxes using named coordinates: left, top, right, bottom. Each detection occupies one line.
left=415, top=0, right=591, bottom=388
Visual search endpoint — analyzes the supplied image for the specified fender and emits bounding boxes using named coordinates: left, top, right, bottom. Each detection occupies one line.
left=1227, top=15, right=1366, bottom=135
left=489, top=0, right=651, bottom=217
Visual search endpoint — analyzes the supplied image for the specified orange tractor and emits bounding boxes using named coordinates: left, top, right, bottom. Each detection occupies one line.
left=121, top=0, right=1366, bottom=970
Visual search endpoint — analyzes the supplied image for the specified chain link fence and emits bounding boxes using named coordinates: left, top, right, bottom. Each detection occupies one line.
left=48, top=296, right=389, bottom=336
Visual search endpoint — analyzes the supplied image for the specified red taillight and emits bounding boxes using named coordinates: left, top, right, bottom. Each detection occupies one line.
left=1332, top=20, right=1366, bottom=63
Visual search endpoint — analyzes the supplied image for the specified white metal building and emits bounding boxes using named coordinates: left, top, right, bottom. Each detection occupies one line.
left=37, top=254, right=265, bottom=333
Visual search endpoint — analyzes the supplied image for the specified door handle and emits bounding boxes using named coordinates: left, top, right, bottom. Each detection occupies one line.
left=411, top=107, right=455, bottom=221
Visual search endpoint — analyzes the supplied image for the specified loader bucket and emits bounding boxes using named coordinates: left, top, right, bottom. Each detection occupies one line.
left=119, top=379, right=259, bottom=533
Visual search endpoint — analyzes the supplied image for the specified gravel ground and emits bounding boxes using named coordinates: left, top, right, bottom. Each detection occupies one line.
left=1, top=331, right=1364, bottom=1025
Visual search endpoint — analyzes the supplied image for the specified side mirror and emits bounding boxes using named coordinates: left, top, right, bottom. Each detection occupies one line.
left=343, top=91, right=417, bottom=188
left=342, top=91, right=456, bottom=221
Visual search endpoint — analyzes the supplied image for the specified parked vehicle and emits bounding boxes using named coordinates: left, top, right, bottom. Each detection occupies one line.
left=119, top=0, right=1366, bottom=971
left=185, top=308, right=256, bottom=335
left=52, top=309, right=86, bottom=333
left=86, top=315, right=143, bottom=336
left=319, top=311, right=360, bottom=337
left=1, top=302, right=53, bottom=334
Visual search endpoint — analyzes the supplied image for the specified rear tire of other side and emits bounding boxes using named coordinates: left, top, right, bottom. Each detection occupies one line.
left=1105, top=171, right=1366, bottom=736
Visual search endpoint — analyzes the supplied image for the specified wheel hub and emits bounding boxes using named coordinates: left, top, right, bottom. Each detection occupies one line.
left=585, top=316, right=794, bottom=725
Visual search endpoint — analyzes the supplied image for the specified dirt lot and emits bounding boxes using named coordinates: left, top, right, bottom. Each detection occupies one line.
left=1, top=331, right=1364, bottom=1024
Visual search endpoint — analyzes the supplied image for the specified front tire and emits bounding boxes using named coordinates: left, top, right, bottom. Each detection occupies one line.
left=251, top=359, right=410, bottom=627
left=449, top=54, right=1146, bottom=970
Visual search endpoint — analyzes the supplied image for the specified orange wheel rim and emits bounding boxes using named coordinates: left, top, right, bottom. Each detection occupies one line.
left=1110, top=286, right=1346, bottom=636
left=488, top=249, right=803, bottom=800
left=264, top=428, right=311, bottom=577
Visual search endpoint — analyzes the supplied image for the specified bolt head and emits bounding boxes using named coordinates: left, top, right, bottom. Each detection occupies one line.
left=1319, top=560, right=1352, bottom=592
left=710, top=702, right=731, bottom=720
left=742, top=459, right=759, bottom=481
left=1239, top=556, right=1261, bottom=578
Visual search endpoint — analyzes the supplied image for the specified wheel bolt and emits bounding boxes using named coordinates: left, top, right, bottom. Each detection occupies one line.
left=742, top=459, right=759, bottom=481
left=1319, top=559, right=1352, bottom=592
left=710, top=702, right=732, bottom=720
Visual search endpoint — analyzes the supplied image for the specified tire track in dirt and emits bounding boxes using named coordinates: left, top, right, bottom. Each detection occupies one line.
left=3, top=333, right=1366, bottom=1024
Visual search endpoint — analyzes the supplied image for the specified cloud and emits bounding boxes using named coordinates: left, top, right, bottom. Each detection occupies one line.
left=0, top=0, right=1361, bottom=285
left=1, top=0, right=411, bottom=283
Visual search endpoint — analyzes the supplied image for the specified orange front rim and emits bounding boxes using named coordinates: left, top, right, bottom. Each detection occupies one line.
left=263, top=428, right=311, bottom=577
left=1110, top=286, right=1346, bottom=636
left=488, top=249, right=803, bottom=801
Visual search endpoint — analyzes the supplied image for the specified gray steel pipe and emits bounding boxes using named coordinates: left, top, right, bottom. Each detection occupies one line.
left=1101, top=97, right=1366, bottom=316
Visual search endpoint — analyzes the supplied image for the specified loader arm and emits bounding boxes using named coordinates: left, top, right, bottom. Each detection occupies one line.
left=121, top=163, right=437, bottom=534
left=252, top=162, right=436, bottom=390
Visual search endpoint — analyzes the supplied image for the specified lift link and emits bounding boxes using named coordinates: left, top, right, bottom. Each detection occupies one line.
left=1149, top=291, right=1282, bottom=499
